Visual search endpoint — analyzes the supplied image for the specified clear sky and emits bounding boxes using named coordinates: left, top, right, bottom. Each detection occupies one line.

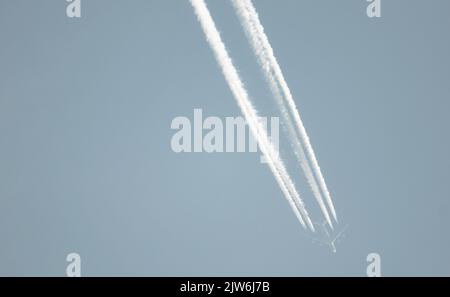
left=0, top=0, right=449, bottom=276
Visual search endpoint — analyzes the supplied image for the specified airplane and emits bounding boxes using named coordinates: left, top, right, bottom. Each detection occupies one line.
left=312, top=221, right=348, bottom=253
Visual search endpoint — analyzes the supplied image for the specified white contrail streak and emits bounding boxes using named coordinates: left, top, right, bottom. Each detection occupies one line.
left=231, top=0, right=338, bottom=223
left=189, top=0, right=315, bottom=231
left=230, top=0, right=333, bottom=229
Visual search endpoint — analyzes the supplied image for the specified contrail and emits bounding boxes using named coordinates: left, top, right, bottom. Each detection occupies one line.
left=233, top=0, right=333, bottom=228
left=189, top=0, right=315, bottom=231
left=231, top=0, right=338, bottom=223
left=230, top=0, right=333, bottom=228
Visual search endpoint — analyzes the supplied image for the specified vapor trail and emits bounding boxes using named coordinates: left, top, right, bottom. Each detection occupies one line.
left=189, top=0, right=315, bottom=231
left=231, top=0, right=338, bottom=223
left=230, top=0, right=333, bottom=228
